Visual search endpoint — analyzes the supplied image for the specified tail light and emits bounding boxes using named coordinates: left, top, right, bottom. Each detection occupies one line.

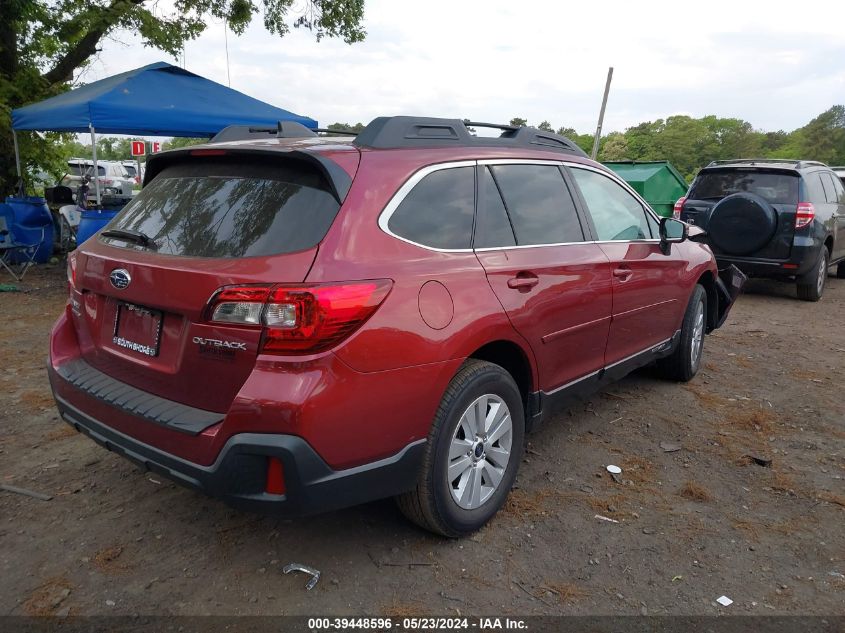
left=66, top=252, right=77, bottom=290
left=673, top=197, right=687, bottom=219
left=101, top=178, right=113, bottom=186
left=206, top=280, right=393, bottom=355
left=795, top=202, right=815, bottom=229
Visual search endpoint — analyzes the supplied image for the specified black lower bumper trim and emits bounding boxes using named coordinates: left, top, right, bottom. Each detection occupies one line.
left=54, top=358, right=223, bottom=435
left=53, top=393, right=426, bottom=517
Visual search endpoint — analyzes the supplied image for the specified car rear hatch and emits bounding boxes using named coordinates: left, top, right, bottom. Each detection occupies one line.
left=67, top=148, right=356, bottom=413
left=682, top=167, right=799, bottom=260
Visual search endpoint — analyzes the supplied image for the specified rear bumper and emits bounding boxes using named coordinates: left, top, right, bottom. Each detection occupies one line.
left=716, top=239, right=823, bottom=278
left=51, top=384, right=426, bottom=517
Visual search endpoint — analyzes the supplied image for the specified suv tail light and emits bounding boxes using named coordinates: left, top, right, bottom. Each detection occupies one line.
left=206, top=280, right=393, bottom=355
left=795, top=202, right=815, bottom=229
left=66, top=251, right=77, bottom=290
left=673, top=196, right=687, bottom=219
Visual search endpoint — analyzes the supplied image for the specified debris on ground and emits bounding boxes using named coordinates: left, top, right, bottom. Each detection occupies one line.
left=283, top=563, right=321, bottom=590
left=0, top=483, right=52, bottom=501
left=594, top=514, right=619, bottom=524
left=660, top=441, right=682, bottom=453
left=0, top=284, right=19, bottom=292
left=716, top=595, right=733, bottom=607
left=741, top=454, right=773, bottom=468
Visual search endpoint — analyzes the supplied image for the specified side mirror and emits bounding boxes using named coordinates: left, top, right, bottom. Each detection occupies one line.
left=659, top=217, right=687, bottom=254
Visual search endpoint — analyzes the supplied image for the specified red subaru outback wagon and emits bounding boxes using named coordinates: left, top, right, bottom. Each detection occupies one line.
left=49, top=117, right=741, bottom=536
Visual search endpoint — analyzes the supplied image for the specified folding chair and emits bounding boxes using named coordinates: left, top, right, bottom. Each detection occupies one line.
left=0, top=208, right=44, bottom=282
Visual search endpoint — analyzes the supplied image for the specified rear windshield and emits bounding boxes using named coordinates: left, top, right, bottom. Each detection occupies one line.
left=123, top=165, right=137, bottom=177
left=102, top=159, right=340, bottom=258
left=689, top=169, right=799, bottom=205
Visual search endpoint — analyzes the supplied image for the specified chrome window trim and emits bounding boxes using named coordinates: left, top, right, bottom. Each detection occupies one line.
left=377, top=160, right=476, bottom=253
left=376, top=158, right=665, bottom=253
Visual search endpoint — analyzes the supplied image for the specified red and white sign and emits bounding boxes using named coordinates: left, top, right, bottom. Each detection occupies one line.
left=150, top=141, right=162, bottom=153
left=131, top=141, right=146, bottom=156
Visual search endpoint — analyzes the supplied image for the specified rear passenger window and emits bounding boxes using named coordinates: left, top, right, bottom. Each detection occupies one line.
left=475, top=167, right=516, bottom=248
left=570, top=168, right=653, bottom=240
left=830, top=173, right=845, bottom=203
left=489, top=165, right=584, bottom=245
left=388, top=166, right=475, bottom=249
left=804, top=174, right=827, bottom=204
left=820, top=173, right=841, bottom=204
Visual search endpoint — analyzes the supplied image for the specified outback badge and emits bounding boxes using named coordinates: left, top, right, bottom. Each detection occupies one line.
left=109, top=269, right=131, bottom=289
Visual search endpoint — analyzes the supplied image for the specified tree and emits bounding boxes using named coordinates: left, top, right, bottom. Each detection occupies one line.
left=0, top=0, right=367, bottom=195
left=536, top=120, right=553, bottom=132
left=326, top=122, right=365, bottom=132
left=509, top=117, right=527, bottom=127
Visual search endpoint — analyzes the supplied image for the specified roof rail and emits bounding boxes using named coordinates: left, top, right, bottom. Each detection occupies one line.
left=352, top=116, right=587, bottom=156
left=210, top=121, right=317, bottom=143
left=706, top=158, right=830, bottom=169
left=315, top=127, right=359, bottom=136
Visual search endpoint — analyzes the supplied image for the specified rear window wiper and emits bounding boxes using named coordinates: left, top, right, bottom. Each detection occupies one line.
left=101, top=228, right=158, bottom=250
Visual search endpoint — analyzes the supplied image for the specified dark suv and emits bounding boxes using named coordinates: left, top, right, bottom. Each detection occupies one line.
left=49, top=117, right=741, bottom=536
left=675, top=159, right=845, bottom=301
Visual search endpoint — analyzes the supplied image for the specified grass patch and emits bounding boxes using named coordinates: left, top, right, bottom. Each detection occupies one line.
left=679, top=481, right=713, bottom=502
left=726, top=408, right=777, bottom=434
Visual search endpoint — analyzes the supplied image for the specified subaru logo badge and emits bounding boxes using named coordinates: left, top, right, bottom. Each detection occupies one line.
left=109, top=269, right=131, bottom=290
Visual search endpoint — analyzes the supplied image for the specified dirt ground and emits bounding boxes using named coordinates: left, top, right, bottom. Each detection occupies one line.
left=1, top=264, right=843, bottom=617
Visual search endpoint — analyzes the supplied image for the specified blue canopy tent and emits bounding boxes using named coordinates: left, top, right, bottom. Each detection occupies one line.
left=11, top=61, right=317, bottom=203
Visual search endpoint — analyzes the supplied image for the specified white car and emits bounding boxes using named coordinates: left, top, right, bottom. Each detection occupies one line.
left=62, top=159, right=135, bottom=202
left=121, top=160, right=145, bottom=185
left=832, top=166, right=845, bottom=187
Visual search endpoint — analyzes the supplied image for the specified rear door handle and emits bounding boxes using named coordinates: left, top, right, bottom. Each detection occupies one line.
left=613, top=267, right=633, bottom=281
left=507, top=274, right=539, bottom=290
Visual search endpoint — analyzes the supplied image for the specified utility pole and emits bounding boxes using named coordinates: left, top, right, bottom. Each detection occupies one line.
left=591, top=67, right=613, bottom=160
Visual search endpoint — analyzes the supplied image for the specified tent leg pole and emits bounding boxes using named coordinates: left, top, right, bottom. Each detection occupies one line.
left=90, top=124, right=101, bottom=207
left=12, top=129, right=22, bottom=193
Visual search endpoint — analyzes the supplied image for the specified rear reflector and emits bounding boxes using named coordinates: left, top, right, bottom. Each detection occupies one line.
left=206, top=280, right=393, bottom=355
left=782, top=263, right=799, bottom=269
left=265, top=457, right=286, bottom=495
left=190, top=149, right=228, bottom=156
left=673, top=196, right=687, bottom=219
left=795, top=202, right=815, bottom=229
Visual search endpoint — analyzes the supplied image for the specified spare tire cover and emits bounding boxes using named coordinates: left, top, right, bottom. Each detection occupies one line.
left=707, top=192, right=778, bottom=256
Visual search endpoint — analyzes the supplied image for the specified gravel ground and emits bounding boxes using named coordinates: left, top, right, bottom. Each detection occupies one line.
left=1, top=264, right=843, bottom=617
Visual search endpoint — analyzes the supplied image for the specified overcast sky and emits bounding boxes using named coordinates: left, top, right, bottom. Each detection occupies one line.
left=84, top=0, right=845, bottom=135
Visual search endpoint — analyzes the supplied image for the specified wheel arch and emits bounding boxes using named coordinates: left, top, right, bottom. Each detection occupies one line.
left=466, top=339, right=537, bottom=422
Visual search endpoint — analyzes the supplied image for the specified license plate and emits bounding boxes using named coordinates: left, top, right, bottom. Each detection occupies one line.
left=113, top=302, right=162, bottom=357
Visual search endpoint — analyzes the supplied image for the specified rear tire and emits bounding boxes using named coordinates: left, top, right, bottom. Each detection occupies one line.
left=396, top=359, right=525, bottom=537
left=657, top=285, right=706, bottom=382
left=796, top=248, right=828, bottom=302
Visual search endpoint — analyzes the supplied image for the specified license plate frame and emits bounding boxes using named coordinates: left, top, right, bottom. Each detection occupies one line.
left=112, top=302, right=163, bottom=358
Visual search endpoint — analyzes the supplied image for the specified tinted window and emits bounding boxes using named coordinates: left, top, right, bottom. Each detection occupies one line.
left=124, top=165, right=137, bottom=177
left=829, top=172, right=845, bottom=203
left=571, top=168, right=653, bottom=240
left=690, top=170, right=799, bottom=205
left=475, top=167, right=516, bottom=248
left=803, top=173, right=827, bottom=204
left=103, top=159, right=340, bottom=258
left=490, top=165, right=583, bottom=245
left=388, top=167, right=475, bottom=249
left=820, top=172, right=841, bottom=203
